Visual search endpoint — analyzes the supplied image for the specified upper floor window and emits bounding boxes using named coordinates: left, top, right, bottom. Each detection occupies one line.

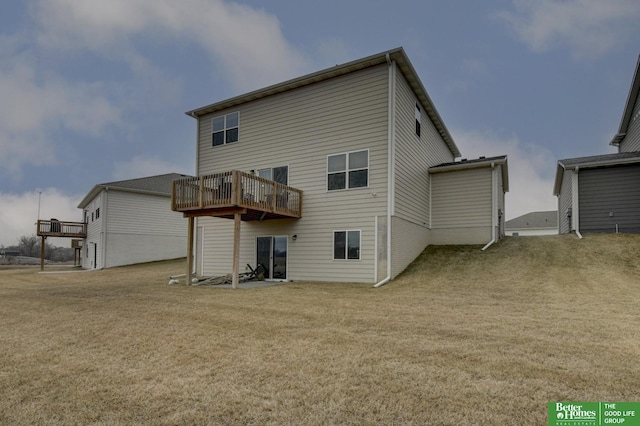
left=327, top=150, right=368, bottom=191
left=415, top=104, right=421, bottom=137
left=212, top=112, right=239, bottom=146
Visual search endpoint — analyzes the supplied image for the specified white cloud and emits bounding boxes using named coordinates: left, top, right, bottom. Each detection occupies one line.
left=112, top=156, right=186, bottom=181
left=0, top=49, right=121, bottom=179
left=497, top=0, right=640, bottom=58
left=0, top=189, right=82, bottom=247
left=33, top=0, right=311, bottom=92
left=452, top=128, right=557, bottom=220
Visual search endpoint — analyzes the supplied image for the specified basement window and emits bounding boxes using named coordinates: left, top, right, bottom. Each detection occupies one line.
left=333, top=230, right=361, bottom=260
left=212, top=112, right=239, bottom=146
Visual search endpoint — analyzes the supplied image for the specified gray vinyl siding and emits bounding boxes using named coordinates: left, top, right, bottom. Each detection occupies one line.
left=390, top=69, right=454, bottom=275
left=196, top=64, right=389, bottom=283
left=578, top=164, right=640, bottom=233
left=393, top=70, right=454, bottom=224
left=430, top=168, right=492, bottom=244
left=558, top=171, right=573, bottom=234
left=620, top=91, right=640, bottom=152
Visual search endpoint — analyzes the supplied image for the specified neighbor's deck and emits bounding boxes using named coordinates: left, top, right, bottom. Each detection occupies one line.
left=171, top=171, right=302, bottom=220
left=37, top=220, right=87, bottom=238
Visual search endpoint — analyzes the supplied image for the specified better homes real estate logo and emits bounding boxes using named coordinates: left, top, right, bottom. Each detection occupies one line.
left=549, top=402, right=640, bottom=426
left=550, top=403, right=597, bottom=425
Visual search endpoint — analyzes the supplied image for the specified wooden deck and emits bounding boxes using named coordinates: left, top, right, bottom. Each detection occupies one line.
left=171, top=171, right=303, bottom=220
left=37, top=220, right=87, bottom=238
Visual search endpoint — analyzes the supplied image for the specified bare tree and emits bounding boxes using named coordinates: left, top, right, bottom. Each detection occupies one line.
left=18, top=234, right=39, bottom=257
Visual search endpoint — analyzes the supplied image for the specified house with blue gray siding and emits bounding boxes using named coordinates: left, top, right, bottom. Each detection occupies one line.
left=554, top=55, right=640, bottom=235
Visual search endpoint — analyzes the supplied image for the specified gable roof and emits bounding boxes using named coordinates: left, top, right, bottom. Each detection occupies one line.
left=78, top=173, right=188, bottom=208
left=505, top=211, right=557, bottom=230
left=429, top=155, right=509, bottom=192
left=553, top=151, right=640, bottom=195
left=185, top=47, right=461, bottom=158
left=611, top=54, right=640, bottom=147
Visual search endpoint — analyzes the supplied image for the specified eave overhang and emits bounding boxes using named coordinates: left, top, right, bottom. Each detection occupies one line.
left=553, top=152, right=640, bottom=196
left=429, top=155, right=509, bottom=192
left=610, top=54, right=640, bottom=147
left=185, top=47, right=461, bottom=158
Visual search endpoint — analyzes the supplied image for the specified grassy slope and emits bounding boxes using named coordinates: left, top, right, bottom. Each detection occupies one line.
left=0, top=234, right=638, bottom=425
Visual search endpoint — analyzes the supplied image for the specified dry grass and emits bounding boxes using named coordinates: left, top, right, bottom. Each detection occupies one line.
left=1, top=234, right=639, bottom=425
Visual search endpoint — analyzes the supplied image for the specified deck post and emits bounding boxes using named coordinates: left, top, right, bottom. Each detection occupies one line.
left=232, top=212, right=241, bottom=289
left=187, top=216, right=195, bottom=286
left=40, top=236, right=46, bottom=271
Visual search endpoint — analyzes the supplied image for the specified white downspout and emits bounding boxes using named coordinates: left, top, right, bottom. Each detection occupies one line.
left=481, top=163, right=497, bottom=251
left=101, top=188, right=108, bottom=268
left=571, top=168, right=583, bottom=239
left=374, top=54, right=396, bottom=288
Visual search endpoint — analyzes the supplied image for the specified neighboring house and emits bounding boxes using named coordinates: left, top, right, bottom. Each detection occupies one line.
left=554, top=55, right=640, bottom=235
left=505, top=211, right=558, bottom=236
left=172, top=48, right=508, bottom=285
left=78, top=173, right=189, bottom=269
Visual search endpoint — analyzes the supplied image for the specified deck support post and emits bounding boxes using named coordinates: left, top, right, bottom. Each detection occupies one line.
left=232, top=212, right=241, bottom=289
left=40, top=236, right=46, bottom=271
left=187, top=217, right=195, bottom=286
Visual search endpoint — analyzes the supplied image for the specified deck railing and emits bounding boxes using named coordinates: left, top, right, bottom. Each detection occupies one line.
left=172, top=171, right=302, bottom=218
left=37, top=220, right=87, bottom=238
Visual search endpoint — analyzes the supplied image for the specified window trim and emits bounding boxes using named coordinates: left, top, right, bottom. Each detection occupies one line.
left=327, top=149, right=369, bottom=191
left=211, top=111, right=239, bottom=146
left=257, top=165, right=289, bottom=185
left=332, top=229, right=361, bottom=261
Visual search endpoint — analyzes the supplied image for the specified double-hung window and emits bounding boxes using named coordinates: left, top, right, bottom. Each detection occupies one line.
left=212, top=112, right=239, bottom=146
left=327, top=150, right=368, bottom=191
left=333, top=230, right=361, bottom=260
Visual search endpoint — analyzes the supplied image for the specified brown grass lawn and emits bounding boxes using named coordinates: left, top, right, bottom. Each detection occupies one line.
left=1, top=234, right=639, bottom=425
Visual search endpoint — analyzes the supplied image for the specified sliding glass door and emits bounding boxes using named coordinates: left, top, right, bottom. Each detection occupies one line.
left=256, top=236, right=287, bottom=280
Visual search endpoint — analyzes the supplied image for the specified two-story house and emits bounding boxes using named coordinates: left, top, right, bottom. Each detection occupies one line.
left=172, top=48, right=508, bottom=286
left=554, top=55, right=640, bottom=235
left=78, top=173, right=188, bottom=269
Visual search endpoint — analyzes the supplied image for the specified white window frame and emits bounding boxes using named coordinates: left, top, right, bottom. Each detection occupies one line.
left=332, top=229, right=361, bottom=260
left=257, top=165, right=289, bottom=185
left=212, top=112, right=239, bottom=146
left=327, top=149, right=369, bottom=191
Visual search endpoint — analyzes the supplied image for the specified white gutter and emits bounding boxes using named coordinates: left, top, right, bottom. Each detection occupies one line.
left=481, top=162, right=498, bottom=251
left=374, top=55, right=396, bottom=288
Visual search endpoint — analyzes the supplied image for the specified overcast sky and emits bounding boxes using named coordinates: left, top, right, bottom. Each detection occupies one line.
left=1, top=0, right=639, bottom=247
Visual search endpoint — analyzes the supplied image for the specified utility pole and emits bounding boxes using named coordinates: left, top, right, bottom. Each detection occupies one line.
left=37, top=191, right=42, bottom=221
